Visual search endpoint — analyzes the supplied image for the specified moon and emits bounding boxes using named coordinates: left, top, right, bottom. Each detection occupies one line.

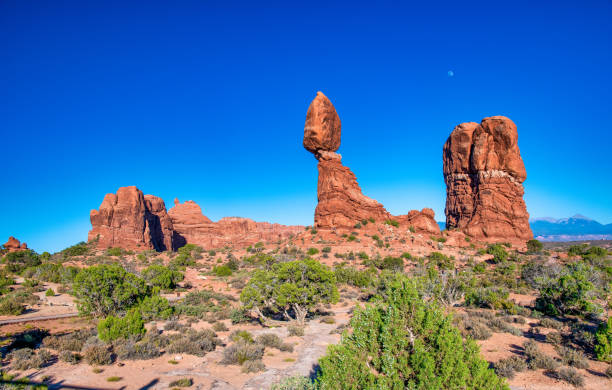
left=447, top=70, right=454, bottom=77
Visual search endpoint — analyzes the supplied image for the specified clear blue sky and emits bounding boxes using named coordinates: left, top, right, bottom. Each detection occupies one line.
left=2, top=1, right=611, bottom=253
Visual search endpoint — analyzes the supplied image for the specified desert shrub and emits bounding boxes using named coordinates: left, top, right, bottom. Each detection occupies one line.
left=539, top=318, right=564, bottom=330
left=22, top=263, right=79, bottom=284
left=595, top=316, right=612, bottom=362
left=486, top=244, right=508, bottom=263
left=164, top=320, right=187, bottom=331
left=230, top=330, right=254, bottom=343
left=556, top=345, right=588, bottom=369
left=526, top=239, right=543, bottom=253
left=242, top=359, right=265, bottom=373
left=2, top=250, right=41, bottom=273
left=43, top=328, right=95, bottom=352
left=136, top=295, right=173, bottom=321
left=384, top=219, right=399, bottom=227
left=535, top=262, right=600, bottom=317
left=169, top=378, right=193, bottom=387
left=114, top=337, right=162, bottom=360
left=73, top=264, right=150, bottom=317
left=106, top=247, right=123, bottom=257
left=97, top=310, right=145, bottom=342
left=83, top=343, right=114, bottom=365
left=60, top=350, right=82, bottom=364
left=523, top=340, right=558, bottom=370
left=315, top=277, right=507, bottom=389
left=213, top=322, right=229, bottom=332
left=487, top=318, right=522, bottom=336
left=379, top=256, right=403, bottom=271
left=141, top=265, right=183, bottom=289
left=271, top=376, right=315, bottom=390
left=549, top=367, right=584, bottom=387
left=45, top=288, right=55, bottom=297
left=166, top=329, right=221, bottom=357
left=307, top=248, right=319, bottom=256
left=240, top=259, right=338, bottom=324
left=605, top=364, right=612, bottom=378
left=494, top=356, right=527, bottom=379
left=334, top=265, right=376, bottom=288
left=546, top=332, right=563, bottom=345
left=427, top=252, right=453, bottom=270
left=288, top=325, right=304, bottom=337
left=221, top=342, right=264, bottom=365
left=230, top=307, right=251, bottom=324
left=226, top=258, right=240, bottom=271
left=465, top=287, right=512, bottom=310
left=463, top=320, right=493, bottom=340
left=60, top=242, right=89, bottom=258
left=174, top=289, right=234, bottom=319
left=322, top=247, right=331, bottom=254
left=213, top=265, right=232, bottom=277
left=0, top=298, right=25, bottom=315
left=8, top=348, right=53, bottom=370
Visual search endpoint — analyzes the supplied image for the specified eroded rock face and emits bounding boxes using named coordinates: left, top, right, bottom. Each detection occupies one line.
left=396, top=208, right=441, bottom=235
left=303, top=92, right=341, bottom=155
left=443, top=116, right=532, bottom=242
left=315, top=151, right=390, bottom=228
left=88, top=186, right=175, bottom=251
left=3, top=236, right=27, bottom=252
left=168, top=200, right=303, bottom=249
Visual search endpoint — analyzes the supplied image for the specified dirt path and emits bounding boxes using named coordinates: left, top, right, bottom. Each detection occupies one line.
left=0, top=312, right=79, bottom=325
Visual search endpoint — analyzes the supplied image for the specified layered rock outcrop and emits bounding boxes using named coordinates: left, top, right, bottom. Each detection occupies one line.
left=443, top=116, right=532, bottom=242
left=88, top=186, right=175, bottom=251
left=2, top=236, right=28, bottom=252
left=88, top=188, right=302, bottom=251
left=304, top=92, right=439, bottom=234
left=168, top=199, right=303, bottom=249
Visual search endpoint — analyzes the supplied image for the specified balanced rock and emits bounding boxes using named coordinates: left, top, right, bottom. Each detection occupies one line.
left=3, top=236, right=28, bottom=252
left=88, top=186, right=175, bottom=251
left=443, top=116, right=532, bottom=242
left=303, top=91, right=341, bottom=155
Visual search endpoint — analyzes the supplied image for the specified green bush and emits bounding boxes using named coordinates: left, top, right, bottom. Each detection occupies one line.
left=166, top=329, right=221, bottom=357
left=61, top=242, right=89, bottom=257
left=2, top=250, right=41, bottom=273
left=97, top=310, right=145, bottom=342
left=141, top=265, right=183, bottom=289
left=334, top=265, right=376, bottom=288
left=322, top=247, right=331, bottom=253
left=106, top=247, right=123, bottom=257
left=595, top=317, right=612, bottom=362
left=137, top=295, right=173, bottom=321
left=73, top=264, right=150, bottom=317
left=384, top=219, right=399, bottom=227
left=315, top=277, right=507, bottom=389
left=427, top=252, right=453, bottom=270
left=169, top=378, right=193, bottom=387
left=526, top=239, right=543, bottom=253
left=0, top=298, right=25, bottom=315
left=240, top=259, right=338, bottom=324
left=45, top=288, right=55, bottom=297
left=213, top=265, right=232, bottom=277
left=380, top=256, right=404, bottom=271
left=307, top=248, right=319, bottom=256
left=486, top=244, right=508, bottom=263
left=535, top=262, right=600, bottom=317
left=465, top=287, right=512, bottom=310
left=22, top=263, right=79, bottom=284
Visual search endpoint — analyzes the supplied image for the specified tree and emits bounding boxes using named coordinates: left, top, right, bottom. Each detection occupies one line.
left=73, top=264, right=150, bottom=317
left=526, top=239, right=543, bottom=253
left=141, top=265, right=183, bottom=289
left=240, top=259, right=339, bottom=324
left=315, top=277, right=508, bottom=389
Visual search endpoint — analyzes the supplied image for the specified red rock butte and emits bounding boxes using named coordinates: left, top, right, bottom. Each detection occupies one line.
left=2, top=236, right=28, bottom=252
left=88, top=187, right=303, bottom=251
left=303, top=91, right=440, bottom=235
left=443, top=116, right=533, bottom=242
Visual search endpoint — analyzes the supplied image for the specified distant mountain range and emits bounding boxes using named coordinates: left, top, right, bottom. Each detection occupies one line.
left=437, top=215, right=612, bottom=242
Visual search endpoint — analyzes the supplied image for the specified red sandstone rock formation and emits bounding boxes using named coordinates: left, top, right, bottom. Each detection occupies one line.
left=168, top=199, right=303, bottom=249
left=303, top=91, right=341, bottom=155
left=2, top=236, right=28, bottom=252
left=88, top=186, right=175, bottom=251
left=443, top=116, right=532, bottom=242
left=396, top=208, right=440, bottom=235
left=304, top=92, right=439, bottom=233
